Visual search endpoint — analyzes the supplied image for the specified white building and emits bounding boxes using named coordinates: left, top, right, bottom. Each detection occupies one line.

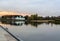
left=12, top=15, right=25, bottom=20
left=2, top=15, right=25, bottom=21
left=14, top=16, right=25, bottom=20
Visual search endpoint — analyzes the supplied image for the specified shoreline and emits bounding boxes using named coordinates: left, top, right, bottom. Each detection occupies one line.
left=30, top=20, right=55, bottom=23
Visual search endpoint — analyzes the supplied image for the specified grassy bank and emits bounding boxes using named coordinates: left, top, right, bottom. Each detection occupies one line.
left=30, top=20, right=55, bottom=23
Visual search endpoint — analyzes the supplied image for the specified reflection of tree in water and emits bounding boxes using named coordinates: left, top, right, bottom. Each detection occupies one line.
left=1, top=20, right=60, bottom=27
left=25, top=22, right=43, bottom=27
left=54, top=21, right=60, bottom=25
left=1, top=20, right=24, bottom=26
left=30, top=22, right=38, bottom=27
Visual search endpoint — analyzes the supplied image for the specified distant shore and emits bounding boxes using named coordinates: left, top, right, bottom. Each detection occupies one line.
left=30, top=20, right=55, bottom=23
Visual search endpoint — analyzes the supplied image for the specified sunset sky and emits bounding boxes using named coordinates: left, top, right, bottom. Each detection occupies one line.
left=0, top=0, right=60, bottom=16
left=0, top=11, right=30, bottom=16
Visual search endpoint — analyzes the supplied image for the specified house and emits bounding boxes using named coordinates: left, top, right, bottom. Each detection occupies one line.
left=2, top=15, right=25, bottom=21
left=13, top=15, right=25, bottom=20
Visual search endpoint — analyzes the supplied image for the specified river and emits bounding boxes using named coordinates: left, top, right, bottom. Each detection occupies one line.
left=0, top=21, right=60, bottom=41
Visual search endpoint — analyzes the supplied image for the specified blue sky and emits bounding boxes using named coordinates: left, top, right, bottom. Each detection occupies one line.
left=0, top=0, right=60, bottom=16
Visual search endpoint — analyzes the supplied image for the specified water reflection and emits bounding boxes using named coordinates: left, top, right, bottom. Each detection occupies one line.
left=1, top=20, right=60, bottom=41
left=25, top=22, right=43, bottom=27
left=1, top=20, right=60, bottom=27
left=1, top=20, right=25, bottom=26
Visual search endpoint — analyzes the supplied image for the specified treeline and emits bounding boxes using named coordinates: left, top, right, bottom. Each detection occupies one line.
left=25, top=14, right=60, bottom=21
left=0, top=14, right=60, bottom=21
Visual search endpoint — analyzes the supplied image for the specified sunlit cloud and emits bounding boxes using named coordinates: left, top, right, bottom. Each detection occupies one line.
left=0, top=0, right=60, bottom=16
left=0, top=11, right=31, bottom=16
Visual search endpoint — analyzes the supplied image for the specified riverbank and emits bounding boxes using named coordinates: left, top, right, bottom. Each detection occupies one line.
left=30, top=20, right=55, bottom=23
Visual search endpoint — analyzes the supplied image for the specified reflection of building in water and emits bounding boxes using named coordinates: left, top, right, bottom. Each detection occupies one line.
left=11, top=21, right=25, bottom=26
left=2, top=15, right=25, bottom=21
left=1, top=20, right=25, bottom=26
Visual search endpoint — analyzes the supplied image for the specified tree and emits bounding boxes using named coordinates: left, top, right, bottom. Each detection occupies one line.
left=30, top=14, right=38, bottom=20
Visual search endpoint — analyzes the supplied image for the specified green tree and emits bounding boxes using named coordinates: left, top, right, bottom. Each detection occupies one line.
left=30, top=14, right=38, bottom=20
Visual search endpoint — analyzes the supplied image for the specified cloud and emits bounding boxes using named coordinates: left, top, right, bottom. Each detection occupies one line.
left=0, top=0, right=60, bottom=16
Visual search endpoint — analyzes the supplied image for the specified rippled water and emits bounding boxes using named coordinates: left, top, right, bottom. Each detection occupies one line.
left=0, top=21, right=60, bottom=41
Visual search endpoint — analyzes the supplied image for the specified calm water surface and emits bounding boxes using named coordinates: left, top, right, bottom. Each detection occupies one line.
left=0, top=21, right=60, bottom=41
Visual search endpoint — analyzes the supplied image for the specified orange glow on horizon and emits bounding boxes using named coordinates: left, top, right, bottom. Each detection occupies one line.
left=0, top=11, right=31, bottom=16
